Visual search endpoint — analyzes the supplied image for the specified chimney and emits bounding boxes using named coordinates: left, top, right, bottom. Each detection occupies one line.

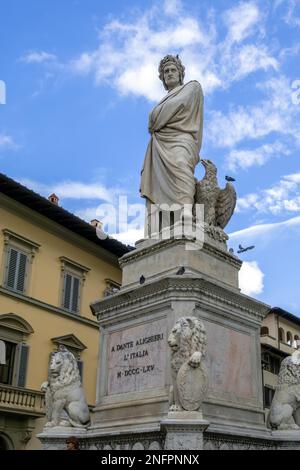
left=48, top=193, right=59, bottom=205
left=90, top=219, right=103, bottom=229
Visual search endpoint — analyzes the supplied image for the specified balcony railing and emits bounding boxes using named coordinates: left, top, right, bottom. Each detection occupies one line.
left=0, top=383, right=45, bottom=417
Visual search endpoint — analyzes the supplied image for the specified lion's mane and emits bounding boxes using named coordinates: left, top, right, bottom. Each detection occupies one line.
left=49, top=350, right=81, bottom=392
left=169, top=316, right=207, bottom=373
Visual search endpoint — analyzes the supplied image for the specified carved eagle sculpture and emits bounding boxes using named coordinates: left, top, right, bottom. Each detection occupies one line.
left=194, top=159, right=237, bottom=229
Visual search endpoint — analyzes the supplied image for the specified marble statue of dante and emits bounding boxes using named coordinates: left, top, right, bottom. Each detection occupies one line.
left=140, top=55, right=204, bottom=208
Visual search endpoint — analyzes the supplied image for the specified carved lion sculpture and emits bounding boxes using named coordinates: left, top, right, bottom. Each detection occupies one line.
left=269, top=349, right=300, bottom=430
left=168, top=316, right=208, bottom=412
left=41, top=346, right=90, bottom=428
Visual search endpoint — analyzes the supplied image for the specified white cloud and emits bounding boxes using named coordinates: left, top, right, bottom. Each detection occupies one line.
left=237, top=172, right=300, bottom=214
left=69, top=1, right=276, bottom=101
left=230, top=214, right=300, bottom=240
left=239, top=261, right=264, bottom=296
left=111, top=228, right=144, bottom=246
left=284, top=0, right=300, bottom=27
left=21, top=51, right=57, bottom=64
left=226, top=141, right=290, bottom=171
left=16, top=178, right=123, bottom=203
left=208, top=75, right=300, bottom=154
left=223, top=2, right=261, bottom=44
left=163, top=0, right=183, bottom=16
left=0, top=134, right=19, bottom=151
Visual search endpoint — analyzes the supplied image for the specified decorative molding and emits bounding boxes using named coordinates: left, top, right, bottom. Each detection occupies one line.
left=51, top=334, right=87, bottom=351
left=0, top=313, right=34, bottom=335
left=91, top=277, right=269, bottom=325
left=0, top=286, right=98, bottom=328
left=119, top=237, right=242, bottom=270
left=2, top=229, right=40, bottom=260
left=59, top=257, right=90, bottom=282
left=204, top=433, right=277, bottom=450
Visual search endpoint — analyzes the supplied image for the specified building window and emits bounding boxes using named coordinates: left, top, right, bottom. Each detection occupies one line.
left=0, top=314, right=33, bottom=388
left=60, top=257, right=90, bottom=315
left=0, top=341, right=16, bottom=385
left=2, top=229, right=40, bottom=295
left=62, top=273, right=81, bottom=313
left=287, top=331, right=293, bottom=346
left=264, top=386, right=275, bottom=408
left=278, top=328, right=284, bottom=342
left=5, top=248, right=28, bottom=293
left=260, top=326, right=269, bottom=336
left=262, top=352, right=281, bottom=375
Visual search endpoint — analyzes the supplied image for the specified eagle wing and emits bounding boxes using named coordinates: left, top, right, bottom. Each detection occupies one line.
left=216, top=183, right=237, bottom=229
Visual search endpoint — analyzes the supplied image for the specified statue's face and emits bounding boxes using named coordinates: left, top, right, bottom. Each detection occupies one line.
left=163, top=62, right=180, bottom=90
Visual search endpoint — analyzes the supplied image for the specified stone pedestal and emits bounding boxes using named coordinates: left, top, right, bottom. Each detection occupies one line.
left=39, top=234, right=300, bottom=450
left=38, top=426, right=88, bottom=450
left=86, top=235, right=270, bottom=449
left=162, top=412, right=209, bottom=450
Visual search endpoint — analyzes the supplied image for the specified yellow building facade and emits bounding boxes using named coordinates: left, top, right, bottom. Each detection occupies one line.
left=260, top=307, right=300, bottom=416
left=0, top=174, right=128, bottom=449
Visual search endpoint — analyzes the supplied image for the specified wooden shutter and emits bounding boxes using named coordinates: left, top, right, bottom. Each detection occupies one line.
left=63, top=273, right=72, bottom=309
left=72, top=277, right=80, bottom=313
left=16, top=252, right=27, bottom=292
left=77, top=360, right=83, bottom=381
left=0, top=340, right=5, bottom=365
left=63, top=273, right=80, bottom=313
left=16, top=343, right=29, bottom=387
left=6, top=248, right=28, bottom=293
left=6, top=248, right=18, bottom=289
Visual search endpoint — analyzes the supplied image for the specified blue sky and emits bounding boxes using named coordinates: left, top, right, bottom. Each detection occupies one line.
left=1, top=0, right=300, bottom=313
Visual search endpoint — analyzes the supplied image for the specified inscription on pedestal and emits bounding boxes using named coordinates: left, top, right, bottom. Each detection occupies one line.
left=107, top=320, right=167, bottom=395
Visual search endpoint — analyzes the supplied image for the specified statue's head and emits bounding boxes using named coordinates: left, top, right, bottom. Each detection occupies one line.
left=159, top=54, right=185, bottom=91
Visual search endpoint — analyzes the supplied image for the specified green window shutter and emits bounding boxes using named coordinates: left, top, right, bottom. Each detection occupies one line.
left=63, top=273, right=81, bottom=313
left=63, top=273, right=72, bottom=310
left=16, top=343, right=29, bottom=387
left=6, top=248, right=18, bottom=289
left=16, top=252, right=27, bottom=292
left=77, top=360, right=83, bottom=381
left=6, top=248, right=28, bottom=293
left=72, top=277, right=80, bottom=313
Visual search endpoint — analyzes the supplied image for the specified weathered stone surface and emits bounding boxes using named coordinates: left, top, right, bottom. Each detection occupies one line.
left=107, top=320, right=167, bottom=395
left=168, top=317, right=208, bottom=412
left=177, top=361, right=209, bottom=411
left=205, top=322, right=254, bottom=399
left=162, top=418, right=209, bottom=450
left=120, top=237, right=242, bottom=291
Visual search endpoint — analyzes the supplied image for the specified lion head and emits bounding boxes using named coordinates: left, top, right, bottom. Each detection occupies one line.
left=49, top=347, right=81, bottom=391
left=278, top=356, right=300, bottom=386
left=168, top=316, right=207, bottom=369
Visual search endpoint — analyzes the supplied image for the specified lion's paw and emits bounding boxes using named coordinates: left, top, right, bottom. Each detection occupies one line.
left=189, top=351, right=202, bottom=368
left=44, top=421, right=57, bottom=428
left=169, top=404, right=182, bottom=412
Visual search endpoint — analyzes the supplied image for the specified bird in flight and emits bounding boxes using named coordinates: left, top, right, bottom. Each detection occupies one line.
left=237, top=244, right=255, bottom=254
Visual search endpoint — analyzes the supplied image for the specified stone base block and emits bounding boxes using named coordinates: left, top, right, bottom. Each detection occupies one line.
left=161, top=415, right=210, bottom=450
left=37, top=427, right=88, bottom=450
left=120, top=236, right=242, bottom=291
left=38, top=423, right=300, bottom=450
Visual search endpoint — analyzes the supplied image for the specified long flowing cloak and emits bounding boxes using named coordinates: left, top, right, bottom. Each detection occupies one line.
left=140, top=80, right=203, bottom=207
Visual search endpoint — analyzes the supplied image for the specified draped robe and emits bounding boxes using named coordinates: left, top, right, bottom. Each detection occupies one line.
left=140, top=80, right=203, bottom=207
